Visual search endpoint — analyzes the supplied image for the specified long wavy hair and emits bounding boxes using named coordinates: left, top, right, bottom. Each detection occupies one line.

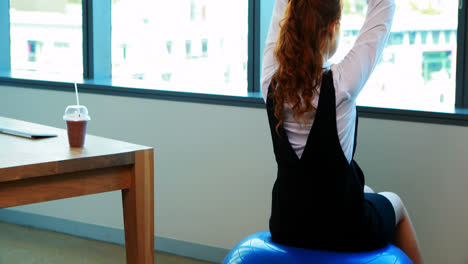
left=271, top=0, right=342, bottom=133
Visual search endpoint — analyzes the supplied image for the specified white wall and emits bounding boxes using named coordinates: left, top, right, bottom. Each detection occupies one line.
left=0, top=85, right=275, bottom=248
left=1, top=84, right=468, bottom=264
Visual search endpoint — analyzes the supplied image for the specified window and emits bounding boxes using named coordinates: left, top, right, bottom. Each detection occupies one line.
left=111, top=0, right=249, bottom=96
left=1, top=0, right=468, bottom=123
left=9, top=0, right=83, bottom=77
left=332, top=0, right=459, bottom=112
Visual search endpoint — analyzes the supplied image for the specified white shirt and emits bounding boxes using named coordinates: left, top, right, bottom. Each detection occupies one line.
left=261, top=0, right=395, bottom=162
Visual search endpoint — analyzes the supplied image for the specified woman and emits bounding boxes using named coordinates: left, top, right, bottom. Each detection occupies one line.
left=261, top=0, right=423, bottom=263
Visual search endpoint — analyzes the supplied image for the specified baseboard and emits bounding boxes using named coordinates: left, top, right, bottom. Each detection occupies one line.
left=0, top=209, right=229, bottom=263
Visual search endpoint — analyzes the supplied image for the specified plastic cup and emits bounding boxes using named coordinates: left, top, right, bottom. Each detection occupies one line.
left=63, top=105, right=91, bottom=148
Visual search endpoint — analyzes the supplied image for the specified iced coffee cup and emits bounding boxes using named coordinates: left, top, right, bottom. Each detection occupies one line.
left=63, top=105, right=91, bottom=148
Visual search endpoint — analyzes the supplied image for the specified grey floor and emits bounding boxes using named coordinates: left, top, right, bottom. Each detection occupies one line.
left=0, top=221, right=213, bottom=264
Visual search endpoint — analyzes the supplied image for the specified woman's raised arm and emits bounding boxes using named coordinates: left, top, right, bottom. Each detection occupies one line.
left=334, top=0, right=396, bottom=100
left=261, top=0, right=288, bottom=101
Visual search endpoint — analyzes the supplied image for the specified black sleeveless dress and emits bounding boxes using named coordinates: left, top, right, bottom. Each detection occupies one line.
left=266, top=70, right=395, bottom=252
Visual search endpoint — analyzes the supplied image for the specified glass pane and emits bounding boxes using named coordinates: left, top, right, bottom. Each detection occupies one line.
left=9, top=0, right=83, bottom=77
left=331, top=0, right=459, bottom=112
left=112, top=0, right=249, bottom=96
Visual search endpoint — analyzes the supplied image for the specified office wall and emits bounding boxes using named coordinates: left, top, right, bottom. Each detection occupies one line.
left=1, top=84, right=468, bottom=264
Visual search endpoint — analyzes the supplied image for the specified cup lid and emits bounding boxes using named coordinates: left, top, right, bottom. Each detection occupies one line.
left=63, top=105, right=91, bottom=121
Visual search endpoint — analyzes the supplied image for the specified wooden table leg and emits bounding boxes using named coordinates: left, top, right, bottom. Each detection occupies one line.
left=122, top=149, right=154, bottom=264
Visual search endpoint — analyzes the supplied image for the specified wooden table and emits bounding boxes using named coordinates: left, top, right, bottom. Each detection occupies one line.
left=0, top=116, right=154, bottom=264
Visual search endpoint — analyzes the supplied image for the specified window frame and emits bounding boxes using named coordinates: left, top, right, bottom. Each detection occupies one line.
left=248, top=0, right=261, bottom=93
left=0, top=0, right=10, bottom=72
left=82, top=0, right=112, bottom=79
left=456, top=0, right=468, bottom=107
left=0, top=0, right=468, bottom=127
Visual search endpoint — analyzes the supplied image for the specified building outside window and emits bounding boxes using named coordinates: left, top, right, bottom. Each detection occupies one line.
left=333, top=0, right=459, bottom=111
left=111, top=0, right=249, bottom=96
left=9, top=0, right=83, bottom=77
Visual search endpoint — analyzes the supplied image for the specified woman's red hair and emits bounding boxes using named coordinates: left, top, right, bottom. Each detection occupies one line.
left=271, top=0, right=342, bottom=133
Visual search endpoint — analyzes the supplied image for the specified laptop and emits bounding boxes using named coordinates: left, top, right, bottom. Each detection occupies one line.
left=0, top=126, right=58, bottom=139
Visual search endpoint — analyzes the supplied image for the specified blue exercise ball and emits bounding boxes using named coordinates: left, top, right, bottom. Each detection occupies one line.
left=223, top=231, right=412, bottom=264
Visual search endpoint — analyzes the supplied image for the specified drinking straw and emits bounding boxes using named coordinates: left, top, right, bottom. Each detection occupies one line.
left=74, top=82, right=80, bottom=106
left=74, top=82, right=81, bottom=117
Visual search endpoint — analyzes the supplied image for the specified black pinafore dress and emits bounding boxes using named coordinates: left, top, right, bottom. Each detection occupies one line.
left=266, top=70, right=395, bottom=252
